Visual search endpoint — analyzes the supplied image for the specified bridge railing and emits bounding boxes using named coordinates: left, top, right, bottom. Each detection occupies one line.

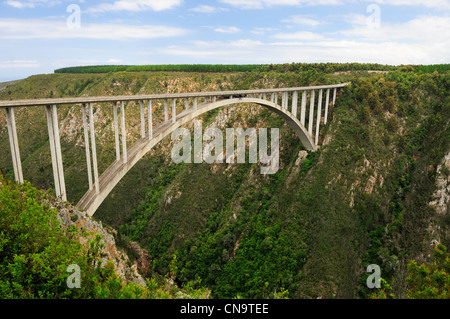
left=0, top=82, right=349, bottom=205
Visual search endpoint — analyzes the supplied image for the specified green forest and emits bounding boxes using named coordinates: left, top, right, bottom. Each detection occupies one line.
left=0, top=63, right=449, bottom=299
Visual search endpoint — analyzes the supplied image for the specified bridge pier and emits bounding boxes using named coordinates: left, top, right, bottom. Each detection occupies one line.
left=315, top=89, right=323, bottom=145
left=193, top=97, right=198, bottom=110
left=140, top=100, right=146, bottom=138
left=148, top=100, right=153, bottom=139
left=45, top=105, right=66, bottom=201
left=172, top=99, right=177, bottom=123
left=164, top=100, right=169, bottom=122
left=82, top=104, right=93, bottom=190
left=308, top=90, right=315, bottom=135
left=324, top=89, right=330, bottom=125
left=292, top=91, right=298, bottom=117
left=300, top=91, right=307, bottom=126
left=120, top=101, right=127, bottom=164
left=5, top=107, right=23, bottom=183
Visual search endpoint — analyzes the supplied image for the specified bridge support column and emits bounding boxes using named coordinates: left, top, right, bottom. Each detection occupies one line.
left=185, top=98, right=189, bottom=110
left=88, top=103, right=100, bottom=194
left=315, top=89, right=323, bottom=145
left=292, top=91, right=298, bottom=117
left=112, top=102, right=120, bottom=161
left=300, top=91, right=307, bottom=126
left=82, top=104, right=93, bottom=190
left=274, top=93, right=278, bottom=105
left=164, top=100, right=168, bottom=122
left=140, top=100, right=146, bottom=138
left=333, top=88, right=337, bottom=105
left=324, top=89, right=330, bottom=125
left=172, top=99, right=176, bottom=123
left=5, top=107, right=23, bottom=183
left=193, top=97, right=198, bottom=110
left=281, top=92, right=287, bottom=110
left=148, top=100, right=153, bottom=139
left=308, top=90, right=315, bottom=135
left=120, top=101, right=127, bottom=164
left=45, top=105, right=66, bottom=201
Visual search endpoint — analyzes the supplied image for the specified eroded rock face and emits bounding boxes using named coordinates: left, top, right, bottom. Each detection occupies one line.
left=429, top=151, right=450, bottom=216
left=427, top=151, right=450, bottom=247
left=54, top=200, right=150, bottom=286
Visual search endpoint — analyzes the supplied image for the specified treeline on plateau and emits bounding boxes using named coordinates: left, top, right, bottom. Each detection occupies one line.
left=54, top=62, right=450, bottom=75
left=54, top=64, right=263, bottom=74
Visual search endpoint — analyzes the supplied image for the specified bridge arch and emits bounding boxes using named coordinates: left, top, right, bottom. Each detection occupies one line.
left=78, top=97, right=315, bottom=216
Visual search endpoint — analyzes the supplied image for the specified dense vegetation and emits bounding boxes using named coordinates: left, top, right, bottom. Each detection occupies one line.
left=54, top=64, right=263, bottom=74
left=0, top=63, right=448, bottom=299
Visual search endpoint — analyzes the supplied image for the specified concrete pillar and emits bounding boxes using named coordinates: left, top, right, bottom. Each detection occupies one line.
left=315, top=89, right=323, bottom=145
left=120, top=101, right=127, bottom=164
left=5, top=107, right=23, bottom=184
left=140, top=100, right=146, bottom=138
left=274, top=93, right=278, bottom=105
left=281, top=92, right=287, bottom=109
left=45, top=105, right=61, bottom=198
left=51, top=104, right=66, bottom=201
left=263, top=93, right=267, bottom=100
left=172, top=99, right=176, bottom=123
left=194, top=97, right=198, bottom=110
left=213, top=96, right=216, bottom=103
left=82, top=104, right=93, bottom=190
left=271, top=93, right=275, bottom=103
left=113, top=102, right=120, bottom=161
left=333, top=88, right=337, bottom=105
left=291, top=91, right=298, bottom=118
left=308, top=90, right=315, bottom=135
left=324, top=89, right=330, bottom=125
left=164, top=100, right=168, bottom=122
left=185, top=98, right=189, bottom=110
left=88, top=103, right=99, bottom=194
left=148, top=100, right=153, bottom=139
left=300, top=91, right=307, bottom=126
left=45, top=105, right=66, bottom=201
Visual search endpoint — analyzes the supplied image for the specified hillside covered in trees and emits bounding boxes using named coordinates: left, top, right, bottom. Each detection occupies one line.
left=0, top=63, right=448, bottom=299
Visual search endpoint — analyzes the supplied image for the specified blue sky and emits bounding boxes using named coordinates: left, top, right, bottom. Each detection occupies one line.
left=0, top=0, right=449, bottom=81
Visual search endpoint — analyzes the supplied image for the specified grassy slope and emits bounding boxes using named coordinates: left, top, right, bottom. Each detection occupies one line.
left=0, top=66, right=448, bottom=299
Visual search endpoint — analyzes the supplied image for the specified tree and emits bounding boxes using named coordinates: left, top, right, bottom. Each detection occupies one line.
left=406, top=244, right=450, bottom=299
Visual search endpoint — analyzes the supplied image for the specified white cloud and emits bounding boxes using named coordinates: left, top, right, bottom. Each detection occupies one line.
left=337, top=15, right=450, bottom=42
left=189, top=5, right=228, bottom=13
left=219, top=0, right=342, bottom=9
left=272, top=31, right=325, bottom=40
left=361, top=0, right=450, bottom=10
left=0, top=18, right=189, bottom=39
left=214, top=26, right=240, bottom=33
left=87, top=0, right=183, bottom=13
left=0, top=60, right=40, bottom=68
left=219, top=0, right=450, bottom=9
left=230, top=39, right=263, bottom=46
left=251, top=27, right=278, bottom=35
left=282, top=15, right=323, bottom=27
left=5, top=0, right=61, bottom=8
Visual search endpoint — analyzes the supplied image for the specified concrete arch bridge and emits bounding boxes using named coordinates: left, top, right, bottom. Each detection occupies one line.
left=0, top=83, right=349, bottom=216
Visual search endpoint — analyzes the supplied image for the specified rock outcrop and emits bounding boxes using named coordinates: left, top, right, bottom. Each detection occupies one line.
left=53, top=200, right=150, bottom=286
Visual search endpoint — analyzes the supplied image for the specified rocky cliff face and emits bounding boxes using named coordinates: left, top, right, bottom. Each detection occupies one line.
left=428, top=150, right=450, bottom=245
left=52, top=199, right=151, bottom=286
